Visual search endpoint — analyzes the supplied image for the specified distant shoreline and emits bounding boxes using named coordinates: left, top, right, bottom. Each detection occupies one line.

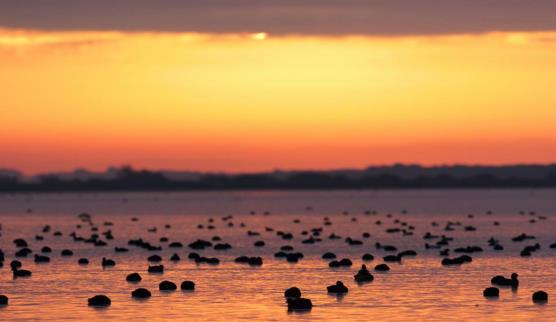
left=2, top=164, right=556, bottom=192
left=1, top=187, right=556, bottom=194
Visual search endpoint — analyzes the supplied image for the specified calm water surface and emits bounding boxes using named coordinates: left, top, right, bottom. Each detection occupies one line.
left=0, top=190, right=555, bottom=321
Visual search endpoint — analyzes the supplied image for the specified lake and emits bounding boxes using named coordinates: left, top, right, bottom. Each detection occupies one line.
left=1, top=189, right=555, bottom=321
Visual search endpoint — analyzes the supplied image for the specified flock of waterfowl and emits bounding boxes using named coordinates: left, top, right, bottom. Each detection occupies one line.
left=0, top=207, right=553, bottom=311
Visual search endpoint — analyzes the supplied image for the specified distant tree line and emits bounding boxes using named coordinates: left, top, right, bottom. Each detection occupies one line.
left=2, top=166, right=556, bottom=192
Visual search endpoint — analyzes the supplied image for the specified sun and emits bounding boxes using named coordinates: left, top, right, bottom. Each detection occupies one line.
left=251, top=32, right=268, bottom=40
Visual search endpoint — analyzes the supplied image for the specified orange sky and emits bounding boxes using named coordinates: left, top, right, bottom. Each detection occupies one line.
left=1, top=29, right=556, bottom=174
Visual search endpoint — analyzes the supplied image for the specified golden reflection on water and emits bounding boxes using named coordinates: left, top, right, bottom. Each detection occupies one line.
left=0, top=191, right=555, bottom=321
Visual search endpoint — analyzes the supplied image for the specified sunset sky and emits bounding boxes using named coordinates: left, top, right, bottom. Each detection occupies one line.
left=1, top=1, right=556, bottom=174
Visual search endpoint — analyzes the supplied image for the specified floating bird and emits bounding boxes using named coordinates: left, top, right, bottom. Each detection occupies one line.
left=354, top=265, right=374, bottom=283
left=327, top=281, right=348, bottom=294
left=126, top=273, right=142, bottom=282
left=287, top=298, right=312, bottom=311
left=284, top=287, right=301, bottom=299
left=491, top=273, right=519, bottom=288
left=102, top=257, right=115, bottom=267
left=532, top=291, right=548, bottom=303
left=132, top=288, right=151, bottom=299
left=483, top=287, right=499, bottom=298
left=159, top=281, right=177, bottom=291
left=88, top=295, right=111, bottom=307
left=181, top=281, right=195, bottom=291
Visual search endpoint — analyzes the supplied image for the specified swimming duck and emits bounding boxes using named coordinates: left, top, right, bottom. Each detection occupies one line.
left=287, top=298, right=312, bottom=311
left=126, top=272, right=142, bottom=282
left=362, top=253, right=374, bottom=261
left=148, top=265, right=164, bottom=273
left=159, top=280, right=177, bottom=291
left=354, top=265, right=374, bottom=282
left=131, top=288, right=151, bottom=299
left=284, top=287, right=301, bottom=298
left=327, top=281, right=348, bottom=294
left=181, top=281, right=195, bottom=290
left=491, top=273, right=519, bottom=288
left=34, top=254, right=50, bottom=263
left=483, top=287, right=499, bottom=298
left=532, top=291, right=548, bottom=303
left=88, top=295, right=111, bottom=306
left=102, top=257, right=116, bottom=267
left=12, top=267, right=32, bottom=279
left=374, top=263, right=390, bottom=272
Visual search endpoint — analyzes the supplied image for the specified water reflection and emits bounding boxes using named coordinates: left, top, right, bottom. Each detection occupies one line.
left=0, top=191, right=555, bottom=321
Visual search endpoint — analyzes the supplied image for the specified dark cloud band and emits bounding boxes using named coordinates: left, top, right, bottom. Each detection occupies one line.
left=1, top=0, right=556, bottom=35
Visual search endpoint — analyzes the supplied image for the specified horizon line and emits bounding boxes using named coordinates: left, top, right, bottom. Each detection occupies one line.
left=3, top=162, right=556, bottom=178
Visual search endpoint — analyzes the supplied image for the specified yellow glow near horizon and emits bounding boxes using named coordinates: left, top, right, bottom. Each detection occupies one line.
left=251, top=32, right=268, bottom=40
left=1, top=28, right=556, bottom=173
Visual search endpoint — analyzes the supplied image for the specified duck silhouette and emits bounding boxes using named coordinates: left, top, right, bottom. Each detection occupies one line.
left=383, top=254, right=401, bottom=263
left=148, top=265, right=164, bottom=273
left=88, top=295, right=111, bottom=306
left=13, top=238, right=28, bottom=247
left=233, top=256, right=264, bottom=266
left=181, top=281, right=195, bottom=290
left=322, top=252, right=336, bottom=260
left=483, top=287, right=499, bottom=298
left=10, top=260, right=22, bottom=270
left=126, top=272, right=142, bottom=282
left=441, top=255, right=472, bottom=266
left=354, top=265, right=374, bottom=282
left=362, top=253, right=374, bottom=261
left=12, top=267, right=32, bottom=279
left=132, top=288, right=151, bottom=299
left=491, top=273, right=519, bottom=288
left=284, top=287, right=301, bottom=298
left=287, top=298, right=312, bottom=311
left=102, top=257, right=115, bottom=267
left=532, top=291, right=548, bottom=303
left=327, top=281, right=348, bottom=294
left=159, top=280, right=177, bottom=291
left=34, top=254, right=50, bottom=263
left=374, top=263, right=390, bottom=272
left=15, top=248, right=32, bottom=257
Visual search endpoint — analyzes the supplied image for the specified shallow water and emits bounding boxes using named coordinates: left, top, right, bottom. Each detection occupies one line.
left=0, top=190, right=555, bottom=321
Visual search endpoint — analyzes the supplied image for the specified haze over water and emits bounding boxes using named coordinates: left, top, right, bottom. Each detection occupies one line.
left=1, top=190, right=555, bottom=321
